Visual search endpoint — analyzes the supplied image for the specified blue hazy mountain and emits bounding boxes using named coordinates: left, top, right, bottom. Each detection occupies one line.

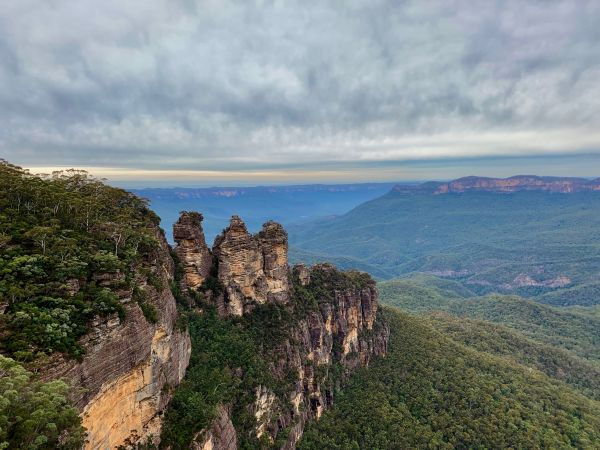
left=132, top=183, right=394, bottom=244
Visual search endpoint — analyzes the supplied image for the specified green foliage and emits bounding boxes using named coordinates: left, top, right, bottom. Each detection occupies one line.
left=299, top=307, right=600, bottom=449
left=197, top=275, right=224, bottom=297
left=293, top=264, right=373, bottom=308
left=427, top=312, right=600, bottom=401
left=446, top=295, right=600, bottom=362
left=133, top=286, right=158, bottom=324
left=290, top=190, right=600, bottom=304
left=537, top=282, right=600, bottom=307
left=378, top=277, right=467, bottom=313
left=0, top=160, right=161, bottom=359
left=0, top=354, right=85, bottom=449
left=379, top=277, right=600, bottom=362
left=139, top=302, right=158, bottom=324
left=160, top=308, right=284, bottom=449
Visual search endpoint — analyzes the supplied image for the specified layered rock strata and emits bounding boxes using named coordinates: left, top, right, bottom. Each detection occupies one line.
left=212, top=216, right=290, bottom=315
left=42, top=227, right=191, bottom=449
left=173, top=211, right=213, bottom=290
left=393, top=175, right=600, bottom=195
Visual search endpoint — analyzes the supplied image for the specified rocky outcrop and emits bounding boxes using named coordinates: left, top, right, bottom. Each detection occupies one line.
left=191, top=405, right=237, bottom=450
left=173, top=212, right=213, bottom=290
left=212, top=216, right=289, bottom=315
left=42, top=227, right=191, bottom=449
left=173, top=211, right=389, bottom=448
left=393, top=175, right=600, bottom=195
left=195, top=263, right=388, bottom=449
left=503, top=274, right=572, bottom=289
left=261, top=263, right=388, bottom=449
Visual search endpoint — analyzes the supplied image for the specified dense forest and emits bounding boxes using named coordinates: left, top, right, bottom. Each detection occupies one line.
left=379, top=277, right=600, bottom=362
left=0, top=160, right=162, bottom=360
left=299, top=307, right=600, bottom=449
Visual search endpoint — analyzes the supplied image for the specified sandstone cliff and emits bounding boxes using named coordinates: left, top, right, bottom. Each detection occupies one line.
left=173, top=212, right=213, bottom=290
left=251, top=263, right=389, bottom=449
left=212, top=216, right=290, bottom=315
left=42, top=227, right=191, bottom=449
left=168, top=213, right=389, bottom=449
left=393, top=175, right=600, bottom=195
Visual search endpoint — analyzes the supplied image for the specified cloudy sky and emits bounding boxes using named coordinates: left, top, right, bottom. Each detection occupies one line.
left=2, top=0, right=600, bottom=186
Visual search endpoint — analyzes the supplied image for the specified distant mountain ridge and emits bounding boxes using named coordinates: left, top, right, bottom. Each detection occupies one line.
left=136, top=183, right=393, bottom=200
left=393, top=175, right=600, bottom=195
left=132, top=182, right=394, bottom=243
left=288, top=177, right=600, bottom=302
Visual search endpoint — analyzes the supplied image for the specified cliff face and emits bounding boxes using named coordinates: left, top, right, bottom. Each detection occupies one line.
left=257, top=263, right=388, bottom=449
left=173, top=212, right=213, bottom=290
left=393, top=175, right=600, bottom=195
left=172, top=213, right=389, bottom=449
left=42, top=227, right=191, bottom=449
left=212, top=216, right=290, bottom=315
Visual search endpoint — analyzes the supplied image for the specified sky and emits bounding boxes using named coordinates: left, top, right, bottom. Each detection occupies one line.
left=2, top=0, right=600, bottom=186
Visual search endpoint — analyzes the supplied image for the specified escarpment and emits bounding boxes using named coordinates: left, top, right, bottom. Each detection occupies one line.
left=166, top=213, right=389, bottom=449
left=41, top=226, right=191, bottom=449
left=393, top=175, right=600, bottom=195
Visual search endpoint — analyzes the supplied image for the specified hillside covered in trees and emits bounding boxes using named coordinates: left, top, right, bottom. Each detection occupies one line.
left=0, top=160, right=162, bottom=360
left=0, top=161, right=170, bottom=448
left=299, top=307, right=600, bottom=449
left=289, top=183, right=600, bottom=306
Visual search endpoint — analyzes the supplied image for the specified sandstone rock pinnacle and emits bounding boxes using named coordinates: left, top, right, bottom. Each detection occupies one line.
left=173, top=211, right=213, bottom=290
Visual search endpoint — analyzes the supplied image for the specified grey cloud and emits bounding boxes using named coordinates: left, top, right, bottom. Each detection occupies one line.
left=1, top=0, right=600, bottom=170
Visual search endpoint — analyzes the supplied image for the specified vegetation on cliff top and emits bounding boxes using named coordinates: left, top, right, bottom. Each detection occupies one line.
left=0, top=161, right=162, bottom=361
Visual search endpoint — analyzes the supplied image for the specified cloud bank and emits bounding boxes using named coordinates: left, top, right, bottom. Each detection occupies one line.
left=2, top=0, right=600, bottom=178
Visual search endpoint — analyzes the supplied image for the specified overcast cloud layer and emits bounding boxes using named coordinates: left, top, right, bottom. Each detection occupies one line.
left=2, top=0, right=600, bottom=179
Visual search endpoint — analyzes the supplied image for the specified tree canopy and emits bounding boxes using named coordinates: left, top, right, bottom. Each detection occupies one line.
left=0, top=160, right=161, bottom=360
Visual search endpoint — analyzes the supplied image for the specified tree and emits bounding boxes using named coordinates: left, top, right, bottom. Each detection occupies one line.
left=24, top=226, right=55, bottom=255
left=0, top=355, right=85, bottom=449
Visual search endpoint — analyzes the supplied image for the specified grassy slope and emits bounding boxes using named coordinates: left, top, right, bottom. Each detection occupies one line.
left=299, top=307, right=600, bottom=450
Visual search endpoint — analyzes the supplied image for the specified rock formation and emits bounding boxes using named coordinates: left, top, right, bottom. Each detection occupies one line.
left=192, top=405, right=237, bottom=450
left=173, top=212, right=389, bottom=449
left=173, top=211, right=213, bottom=290
left=212, top=216, right=290, bottom=315
left=255, top=263, right=389, bottom=448
left=42, top=227, right=191, bottom=449
left=393, top=175, right=600, bottom=195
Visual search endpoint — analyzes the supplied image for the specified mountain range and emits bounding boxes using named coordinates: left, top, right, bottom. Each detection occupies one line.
left=289, top=175, right=600, bottom=306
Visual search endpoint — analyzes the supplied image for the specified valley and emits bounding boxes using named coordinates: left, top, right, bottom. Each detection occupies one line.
left=289, top=176, right=600, bottom=307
